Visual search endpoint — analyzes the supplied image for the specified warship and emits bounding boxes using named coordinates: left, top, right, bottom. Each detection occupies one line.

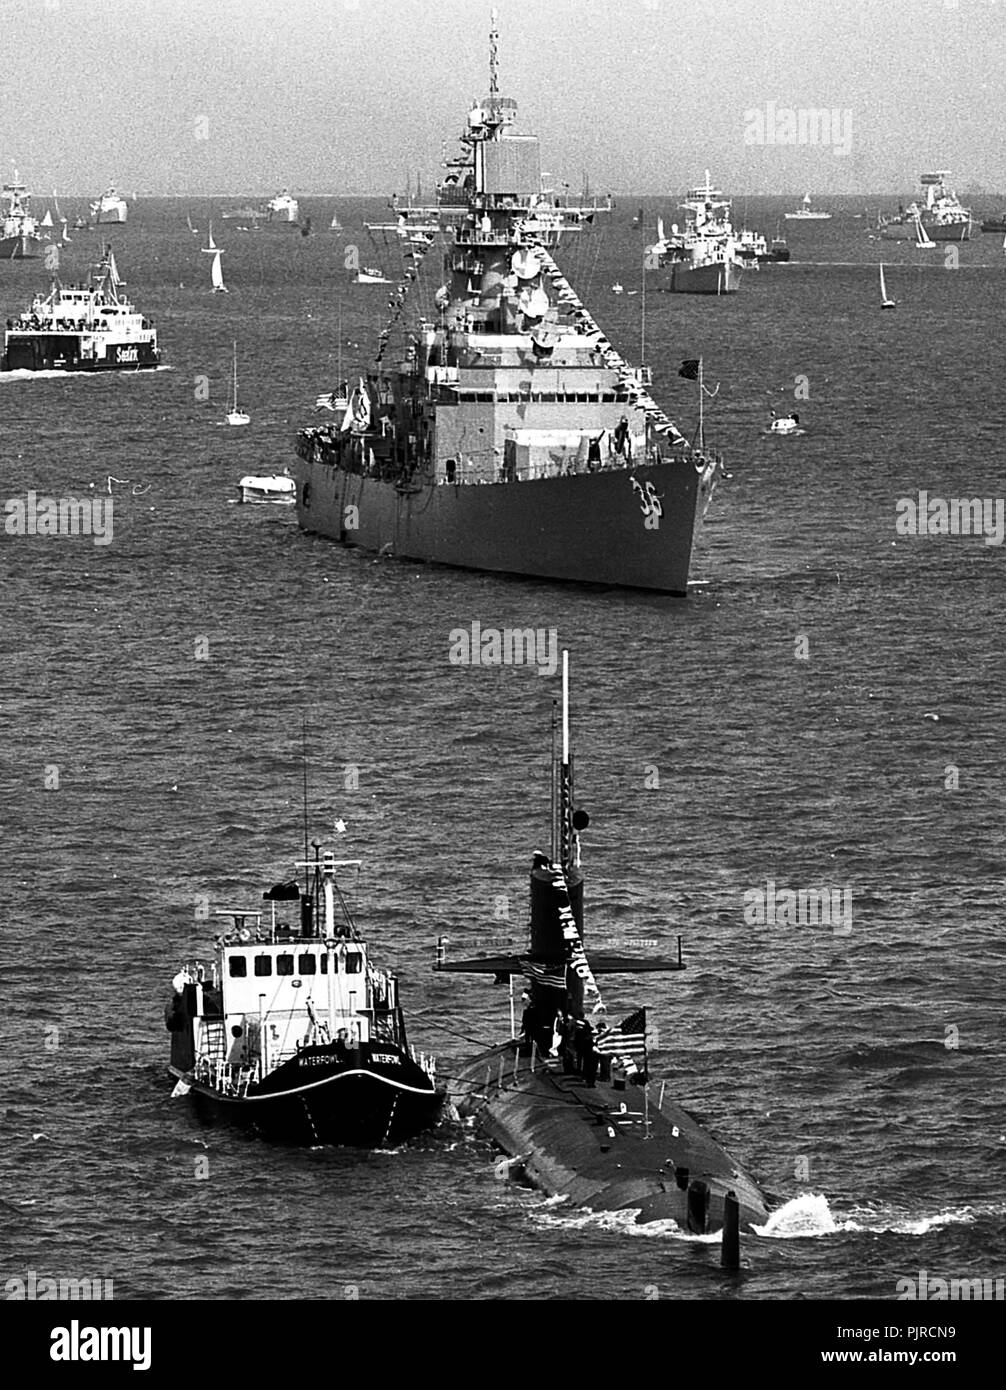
left=293, top=13, right=722, bottom=596
left=437, top=653, right=771, bottom=1236
left=167, top=844, right=442, bottom=1145
left=880, top=172, right=972, bottom=241
left=1, top=171, right=43, bottom=259
left=2, top=246, right=159, bottom=372
left=647, top=174, right=745, bottom=295
left=91, top=185, right=128, bottom=224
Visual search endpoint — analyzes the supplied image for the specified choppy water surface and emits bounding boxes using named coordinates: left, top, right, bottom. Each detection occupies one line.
left=2, top=198, right=1004, bottom=1301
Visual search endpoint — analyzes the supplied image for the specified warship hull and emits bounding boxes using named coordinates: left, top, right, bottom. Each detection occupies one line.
left=454, top=1040, right=769, bottom=1232
left=0, top=234, right=41, bottom=259
left=665, top=259, right=740, bottom=294
left=881, top=220, right=971, bottom=241
left=293, top=453, right=716, bottom=595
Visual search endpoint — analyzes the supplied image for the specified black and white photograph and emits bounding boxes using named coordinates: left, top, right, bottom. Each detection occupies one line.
left=1, top=0, right=1003, bottom=1356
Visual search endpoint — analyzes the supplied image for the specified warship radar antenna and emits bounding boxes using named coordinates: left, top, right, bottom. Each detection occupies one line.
left=489, top=7, right=499, bottom=99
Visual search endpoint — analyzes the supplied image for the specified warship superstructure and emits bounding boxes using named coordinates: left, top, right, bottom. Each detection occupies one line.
left=293, top=15, right=722, bottom=595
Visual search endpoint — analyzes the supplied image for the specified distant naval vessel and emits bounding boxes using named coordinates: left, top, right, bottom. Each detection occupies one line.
left=293, top=13, right=722, bottom=595
left=436, top=654, right=770, bottom=1236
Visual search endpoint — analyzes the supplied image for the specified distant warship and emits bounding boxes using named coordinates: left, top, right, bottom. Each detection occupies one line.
left=880, top=172, right=973, bottom=241
left=293, top=13, right=722, bottom=595
left=0, top=171, right=43, bottom=259
left=437, top=654, right=770, bottom=1235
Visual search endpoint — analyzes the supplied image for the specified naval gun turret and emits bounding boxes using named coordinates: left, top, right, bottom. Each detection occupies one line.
left=437, top=652, right=769, bottom=1237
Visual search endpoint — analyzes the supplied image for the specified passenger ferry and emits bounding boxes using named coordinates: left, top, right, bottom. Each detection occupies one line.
left=1, top=246, right=159, bottom=372
left=166, top=846, right=442, bottom=1145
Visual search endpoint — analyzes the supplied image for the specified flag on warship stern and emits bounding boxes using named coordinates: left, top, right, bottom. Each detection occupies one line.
left=678, top=359, right=701, bottom=380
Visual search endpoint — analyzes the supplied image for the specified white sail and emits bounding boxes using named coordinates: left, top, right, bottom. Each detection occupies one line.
left=211, top=249, right=226, bottom=291
left=915, top=215, right=935, bottom=248
left=40, top=209, right=53, bottom=228
left=879, top=263, right=887, bottom=300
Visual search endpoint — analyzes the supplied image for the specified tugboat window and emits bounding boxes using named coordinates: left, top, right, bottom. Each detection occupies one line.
left=254, top=955, right=273, bottom=977
left=229, top=955, right=248, bottom=978
left=276, top=954, right=295, bottom=976
left=320, top=954, right=329, bottom=973
left=298, top=954, right=317, bottom=974
left=345, top=950, right=363, bottom=974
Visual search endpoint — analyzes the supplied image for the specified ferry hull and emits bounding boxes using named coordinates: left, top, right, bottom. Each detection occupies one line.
left=94, top=208, right=127, bottom=224
left=2, top=334, right=159, bottom=372
left=453, top=1041, right=769, bottom=1233
left=293, top=453, right=716, bottom=595
left=665, top=259, right=740, bottom=294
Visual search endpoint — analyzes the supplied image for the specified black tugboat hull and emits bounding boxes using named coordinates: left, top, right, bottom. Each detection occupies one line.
left=454, top=1041, right=769, bottom=1233
left=171, top=1065, right=443, bottom=1147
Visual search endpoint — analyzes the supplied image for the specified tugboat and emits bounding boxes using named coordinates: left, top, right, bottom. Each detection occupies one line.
left=436, top=653, right=771, bottom=1235
left=1, top=246, right=159, bottom=372
left=166, top=844, right=442, bottom=1145
left=90, top=185, right=128, bottom=224
left=293, top=14, right=722, bottom=596
left=647, top=174, right=744, bottom=294
left=0, top=171, right=43, bottom=259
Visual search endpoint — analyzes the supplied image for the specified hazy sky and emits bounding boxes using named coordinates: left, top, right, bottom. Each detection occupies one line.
left=2, top=0, right=1003, bottom=196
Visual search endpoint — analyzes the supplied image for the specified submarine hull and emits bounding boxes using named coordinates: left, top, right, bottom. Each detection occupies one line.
left=453, top=1040, right=768, bottom=1233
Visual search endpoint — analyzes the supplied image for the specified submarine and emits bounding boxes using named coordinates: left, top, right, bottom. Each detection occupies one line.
left=436, top=653, right=770, bottom=1236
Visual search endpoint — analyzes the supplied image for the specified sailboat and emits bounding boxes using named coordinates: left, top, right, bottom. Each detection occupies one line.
left=1001, top=232, right=1006, bottom=257
left=201, top=223, right=228, bottom=292
left=40, top=209, right=53, bottom=229
left=879, top=262, right=896, bottom=309
left=330, top=210, right=342, bottom=231
left=186, top=214, right=198, bottom=235
left=914, top=214, right=936, bottom=249
left=226, top=342, right=250, bottom=426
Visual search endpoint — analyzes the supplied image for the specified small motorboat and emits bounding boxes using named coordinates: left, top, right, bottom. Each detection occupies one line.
left=770, top=412, right=800, bottom=435
left=238, top=471, right=295, bottom=504
left=611, top=282, right=624, bottom=295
